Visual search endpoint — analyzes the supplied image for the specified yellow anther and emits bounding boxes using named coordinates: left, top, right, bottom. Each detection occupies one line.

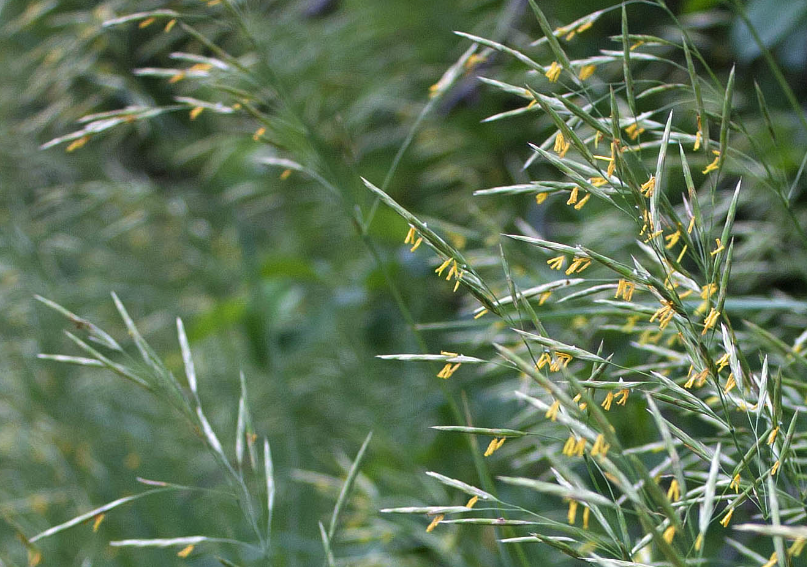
left=545, top=399, right=560, bottom=421
left=701, top=308, right=720, bottom=335
left=574, top=193, right=591, bottom=210
left=547, top=256, right=566, bottom=271
left=768, top=426, right=779, bottom=446
left=426, top=514, right=444, bottom=532
left=662, top=526, right=675, bottom=544
left=567, top=500, right=578, bottom=525
left=566, top=185, right=578, bottom=205
left=640, top=176, right=656, bottom=198
left=578, top=64, right=596, bottom=80
left=545, top=61, right=562, bottom=83
left=667, top=479, right=680, bottom=502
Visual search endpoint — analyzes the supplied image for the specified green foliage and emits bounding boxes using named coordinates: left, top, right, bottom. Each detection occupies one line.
left=3, top=1, right=807, bottom=566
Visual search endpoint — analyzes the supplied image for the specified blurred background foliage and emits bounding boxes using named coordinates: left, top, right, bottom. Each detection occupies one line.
left=1, top=0, right=807, bottom=565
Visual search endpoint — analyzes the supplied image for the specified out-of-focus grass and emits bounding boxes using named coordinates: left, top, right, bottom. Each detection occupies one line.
left=1, top=0, right=807, bottom=566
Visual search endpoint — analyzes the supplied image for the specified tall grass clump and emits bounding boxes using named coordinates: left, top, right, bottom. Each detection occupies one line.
left=372, top=2, right=807, bottom=566
left=11, top=0, right=807, bottom=566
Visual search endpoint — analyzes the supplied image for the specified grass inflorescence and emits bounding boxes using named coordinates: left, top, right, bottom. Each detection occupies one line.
left=12, top=1, right=807, bottom=566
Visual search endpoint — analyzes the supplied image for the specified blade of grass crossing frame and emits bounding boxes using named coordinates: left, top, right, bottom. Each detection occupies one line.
left=753, top=81, right=778, bottom=147
left=326, top=432, right=372, bottom=543
left=34, top=295, right=123, bottom=351
left=239, top=371, right=258, bottom=468
left=717, top=66, right=735, bottom=175
left=236, top=397, right=246, bottom=469
left=697, top=443, right=721, bottom=553
left=176, top=318, right=197, bottom=395
left=532, top=92, right=595, bottom=165
left=111, top=292, right=163, bottom=374
left=621, top=4, right=638, bottom=119
left=645, top=395, right=688, bottom=496
left=679, top=144, right=707, bottom=264
left=319, top=522, right=335, bottom=567
left=526, top=0, right=573, bottom=73
left=682, top=38, right=709, bottom=154
left=719, top=180, right=742, bottom=255
left=30, top=489, right=173, bottom=542
left=64, top=332, right=152, bottom=390
left=650, top=112, right=673, bottom=253
left=264, top=439, right=275, bottom=545
left=766, top=475, right=786, bottom=567
left=453, top=32, right=542, bottom=73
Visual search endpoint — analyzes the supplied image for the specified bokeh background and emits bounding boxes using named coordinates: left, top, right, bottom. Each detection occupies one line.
left=2, top=0, right=807, bottom=565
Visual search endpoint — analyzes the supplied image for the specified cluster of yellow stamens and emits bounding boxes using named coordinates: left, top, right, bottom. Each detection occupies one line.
left=566, top=257, right=591, bottom=275
left=723, top=373, right=736, bottom=394
left=546, top=255, right=591, bottom=275
left=484, top=437, right=506, bottom=457
left=664, top=229, right=681, bottom=250
left=556, top=19, right=594, bottom=41
left=545, top=61, right=562, bottom=83
left=662, top=526, right=675, bottom=544
left=768, top=426, right=779, bottom=446
left=436, top=351, right=461, bottom=379
left=578, top=65, right=596, bottom=80
left=590, top=434, right=610, bottom=457
left=404, top=226, right=423, bottom=252
left=593, top=142, right=617, bottom=178
left=710, top=238, right=725, bottom=256
left=614, top=279, right=635, bottom=301
left=566, top=186, right=591, bottom=210
left=562, top=435, right=586, bottom=457
left=554, top=132, right=571, bottom=158
left=545, top=399, right=561, bottom=421
left=701, top=308, right=720, bottom=335
left=435, top=257, right=463, bottom=292
left=666, top=479, right=680, bottom=502
left=650, top=300, right=675, bottom=330
left=601, top=388, right=629, bottom=411
left=426, top=514, right=443, bottom=532
left=702, top=150, right=721, bottom=174
left=536, top=351, right=573, bottom=372
left=566, top=500, right=591, bottom=528
left=640, top=176, right=656, bottom=198
left=625, top=122, right=645, bottom=140
left=684, top=366, right=709, bottom=389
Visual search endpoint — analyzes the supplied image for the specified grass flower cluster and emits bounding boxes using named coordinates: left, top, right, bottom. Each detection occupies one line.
left=9, top=0, right=807, bottom=566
